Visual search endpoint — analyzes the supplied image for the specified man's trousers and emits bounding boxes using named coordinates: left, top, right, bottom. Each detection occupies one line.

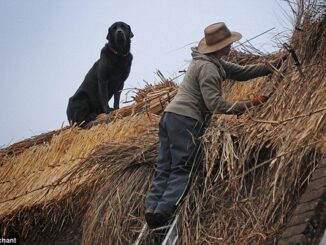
left=145, top=112, right=204, bottom=218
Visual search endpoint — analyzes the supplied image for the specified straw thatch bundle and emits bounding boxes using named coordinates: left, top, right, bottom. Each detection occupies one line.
left=0, top=0, right=325, bottom=244
left=0, top=113, right=160, bottom=243
left=178, top=1, right=326, bottom=244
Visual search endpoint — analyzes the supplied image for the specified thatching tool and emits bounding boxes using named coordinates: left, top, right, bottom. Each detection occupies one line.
left=283, top=43, right=305, bottom=78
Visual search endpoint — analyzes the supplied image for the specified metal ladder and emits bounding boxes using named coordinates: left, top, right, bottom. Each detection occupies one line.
left=134, top=214, right=180, bottom=245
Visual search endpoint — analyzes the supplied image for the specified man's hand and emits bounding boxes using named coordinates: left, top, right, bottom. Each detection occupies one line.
left=250, top=95, right=269, bottom=106
left=233, top=96, right=268, bottom=116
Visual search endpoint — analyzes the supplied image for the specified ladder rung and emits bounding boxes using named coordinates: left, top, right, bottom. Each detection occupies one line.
left=161, top=215, right=179, bottom=245
left=134, top=215, right=179, bottom=245
left=134, top=223, right=148, bottom=245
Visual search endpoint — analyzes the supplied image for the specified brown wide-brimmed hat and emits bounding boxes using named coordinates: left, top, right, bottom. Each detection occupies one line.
left=198, top=22, right=242, bottom=54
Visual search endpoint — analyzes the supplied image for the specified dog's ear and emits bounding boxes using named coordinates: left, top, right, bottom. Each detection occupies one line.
left=128, top=25, right=134, bottom=39
left=106, top=26, right=112, bottom=41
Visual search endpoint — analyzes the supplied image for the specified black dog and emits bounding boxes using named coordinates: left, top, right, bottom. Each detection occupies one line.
left=67, top=21, right=133, bottom=126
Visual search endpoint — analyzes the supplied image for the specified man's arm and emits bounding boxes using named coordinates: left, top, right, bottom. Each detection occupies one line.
left=199, top=63, right=253, bottom=115
left=220, top=59, right=271, bottom=81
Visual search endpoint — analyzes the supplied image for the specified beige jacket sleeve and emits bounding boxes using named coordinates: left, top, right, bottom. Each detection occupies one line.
left=198, top=63, right=252, bottom=115
left=221, top=60, right=271, bottom=81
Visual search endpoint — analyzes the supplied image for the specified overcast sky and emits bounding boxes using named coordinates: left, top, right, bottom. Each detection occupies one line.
left=0, top=0, right=293, bottom=147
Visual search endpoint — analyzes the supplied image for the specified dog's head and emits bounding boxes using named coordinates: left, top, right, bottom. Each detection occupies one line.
left=106, top=21, right=134, bottom=56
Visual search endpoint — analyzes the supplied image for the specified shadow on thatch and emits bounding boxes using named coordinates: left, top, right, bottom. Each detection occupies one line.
left=0, top=0, right=326, bottom=244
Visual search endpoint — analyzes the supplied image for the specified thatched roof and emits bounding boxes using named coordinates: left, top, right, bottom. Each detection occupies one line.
left=0, top=1, right=325, bottom=244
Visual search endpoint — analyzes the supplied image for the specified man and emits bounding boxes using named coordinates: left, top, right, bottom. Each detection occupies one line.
left=145, top=22, right=283, bottom=229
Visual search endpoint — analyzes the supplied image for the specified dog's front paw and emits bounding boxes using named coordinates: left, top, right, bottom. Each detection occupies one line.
left=107, top=107, right=115, bottom=114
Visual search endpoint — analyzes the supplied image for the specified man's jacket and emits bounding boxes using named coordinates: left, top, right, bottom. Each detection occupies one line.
left=165, top=47, right=271, bottom=122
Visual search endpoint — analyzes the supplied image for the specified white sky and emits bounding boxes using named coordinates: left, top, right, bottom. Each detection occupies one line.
left=0, top=0, right=293, bottom=147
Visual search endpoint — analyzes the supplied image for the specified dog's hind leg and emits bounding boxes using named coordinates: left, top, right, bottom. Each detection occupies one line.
left=84, top=112, right=97, bottom=124
left=67, top=95, right=91, bottom=126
